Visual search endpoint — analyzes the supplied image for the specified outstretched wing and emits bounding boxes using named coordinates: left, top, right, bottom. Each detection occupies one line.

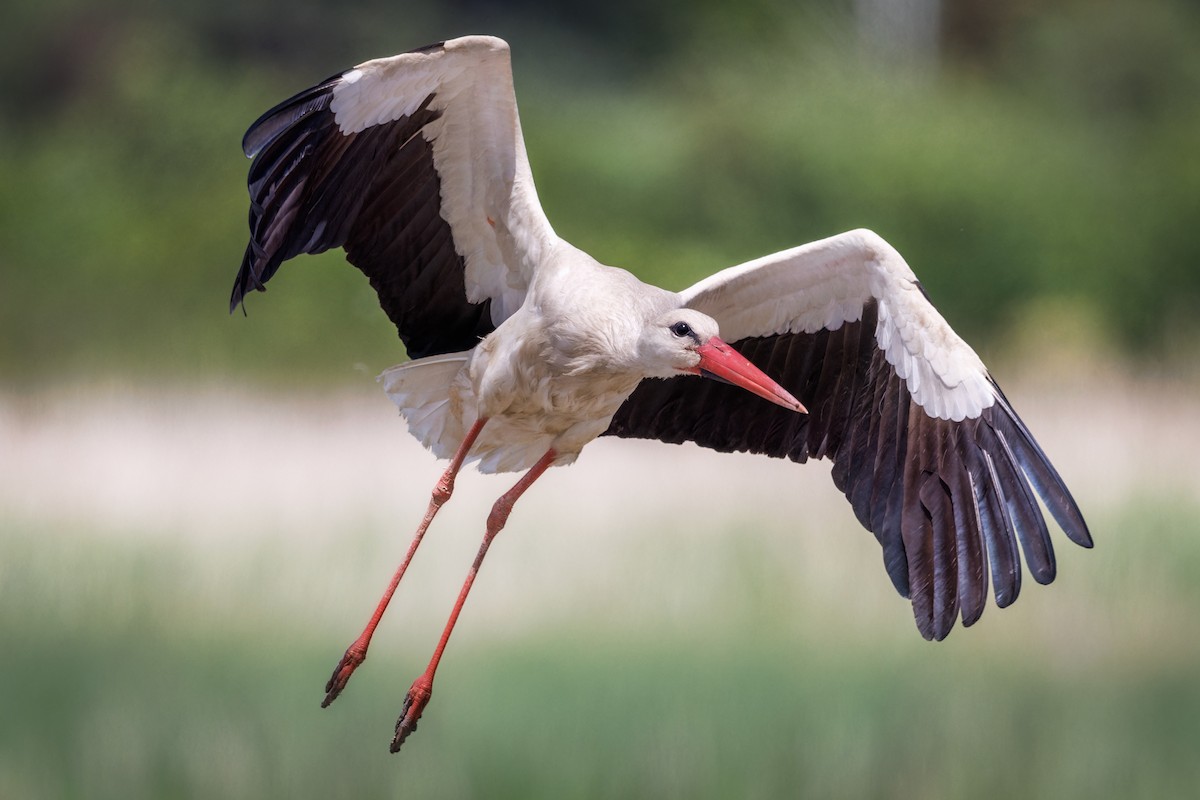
left=604, top=229, right=1091, bottom=640
left=231, top=35, right=559, bottom=359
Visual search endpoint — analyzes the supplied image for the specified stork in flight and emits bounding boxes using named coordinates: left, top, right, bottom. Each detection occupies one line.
left=231, top=36, right=1091, bottom=753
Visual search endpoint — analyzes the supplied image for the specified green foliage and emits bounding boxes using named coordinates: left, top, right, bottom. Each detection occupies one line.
left=1, top=0, right=1198, bottom=385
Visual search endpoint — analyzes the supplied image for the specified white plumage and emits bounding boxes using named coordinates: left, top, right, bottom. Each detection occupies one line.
left=231, top=35, right=1090, bottom=752
left=680, top=227, right=996, bottom=421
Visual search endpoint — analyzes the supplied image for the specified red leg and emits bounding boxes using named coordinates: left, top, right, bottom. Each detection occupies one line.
left=322, top=418, right=488, bottom=708
left=390, top=448, right=557, bottom=753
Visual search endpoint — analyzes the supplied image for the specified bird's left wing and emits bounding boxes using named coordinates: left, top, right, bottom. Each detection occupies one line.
left=604, top=229, right=1091, bottom=640
left=231, top=36, right=558, bottom=359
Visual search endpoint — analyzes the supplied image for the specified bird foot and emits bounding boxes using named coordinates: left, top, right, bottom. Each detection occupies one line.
left=322, top=644, right=367, bottom=708
left=390, top=676, right=433, bottom=753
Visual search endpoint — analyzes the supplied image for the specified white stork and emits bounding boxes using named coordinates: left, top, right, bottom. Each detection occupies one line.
left=231, top=35, right=1091, bottom=753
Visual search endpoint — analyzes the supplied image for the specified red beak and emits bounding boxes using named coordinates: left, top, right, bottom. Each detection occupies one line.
left=693, top=337, right=807, bottom=413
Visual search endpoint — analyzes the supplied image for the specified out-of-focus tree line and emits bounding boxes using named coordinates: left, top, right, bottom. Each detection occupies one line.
left=2, top=0, right=1197, bottom=385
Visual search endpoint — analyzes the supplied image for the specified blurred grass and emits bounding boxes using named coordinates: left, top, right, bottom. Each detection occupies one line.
left=4, top=485, right=1199, bottom=799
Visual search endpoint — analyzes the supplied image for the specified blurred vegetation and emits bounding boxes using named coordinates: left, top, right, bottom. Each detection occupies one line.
left=4, top=484, right=1199, bottom=799
left=5, top=4, right=1199, bottom=796
left=2, top=0, right=1198, bottom=388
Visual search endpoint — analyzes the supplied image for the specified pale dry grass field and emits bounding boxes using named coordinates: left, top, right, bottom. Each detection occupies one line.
left=2, top=369, right=1194, bottom=633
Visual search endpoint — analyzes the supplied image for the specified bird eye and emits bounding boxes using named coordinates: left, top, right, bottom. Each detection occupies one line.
left=670, top=321, right=693, bottom=338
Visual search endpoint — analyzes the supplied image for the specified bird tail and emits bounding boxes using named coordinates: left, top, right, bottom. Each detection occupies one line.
left=378, top=352, right=472, bottom=460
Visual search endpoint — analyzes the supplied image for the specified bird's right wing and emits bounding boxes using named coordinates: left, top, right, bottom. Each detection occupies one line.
left=231, top=36, right=559, bottom=359
left=605, top=229, right=1091, bottom=641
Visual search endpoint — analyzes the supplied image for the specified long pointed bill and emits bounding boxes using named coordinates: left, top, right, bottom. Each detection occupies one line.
left=694, top=337, right=807, bottom=413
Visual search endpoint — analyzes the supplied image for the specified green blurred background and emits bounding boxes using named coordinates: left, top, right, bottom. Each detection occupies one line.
left=3, top=0, right=1200, bottom=797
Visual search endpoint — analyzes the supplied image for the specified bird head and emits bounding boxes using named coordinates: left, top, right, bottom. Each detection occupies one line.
left=639, top=309, right=806, bottom=413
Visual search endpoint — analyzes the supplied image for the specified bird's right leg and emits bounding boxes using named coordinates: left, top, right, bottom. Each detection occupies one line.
left=390, top=447, right=557, bottom=752
left=322, top=417, right=487, bottom=707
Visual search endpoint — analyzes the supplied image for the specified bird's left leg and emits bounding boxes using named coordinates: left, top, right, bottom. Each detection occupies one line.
left=322, top=418, right=488, bottom=707
left=389, top=447, right=557, bottom=753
